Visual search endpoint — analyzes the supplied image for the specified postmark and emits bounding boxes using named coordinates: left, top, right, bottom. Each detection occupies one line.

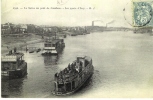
left=133, top=0, right=153, bottom=27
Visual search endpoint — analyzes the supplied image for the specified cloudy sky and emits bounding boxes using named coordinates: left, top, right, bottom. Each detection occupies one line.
left=2, top=0, right=134, bottom=27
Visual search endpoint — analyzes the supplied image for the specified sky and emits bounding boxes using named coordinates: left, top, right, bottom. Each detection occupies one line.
left=1, top=0, right=134, bottom=27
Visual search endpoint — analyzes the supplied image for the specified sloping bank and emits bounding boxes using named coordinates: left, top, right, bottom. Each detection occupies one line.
left=1, top=39, right=43, bottom=55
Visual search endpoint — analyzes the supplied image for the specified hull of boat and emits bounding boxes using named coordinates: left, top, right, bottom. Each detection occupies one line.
left=53, top=72, right=93, bottom=96
left=2, top=62, right=27, bottom=79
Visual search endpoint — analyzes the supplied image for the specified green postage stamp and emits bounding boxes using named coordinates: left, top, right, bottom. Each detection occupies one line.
left=133, top=0, right=153, bottom=27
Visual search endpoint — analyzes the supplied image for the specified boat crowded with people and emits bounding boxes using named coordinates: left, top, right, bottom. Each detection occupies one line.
left=53, top=56, right=94, bottom=95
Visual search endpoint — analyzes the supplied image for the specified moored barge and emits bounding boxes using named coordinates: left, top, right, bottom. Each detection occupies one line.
left=1, top=50, right=27, bottom=79
left=53, top=56, right=94, bottom=95
left=42, top=38, right=65, bottom=55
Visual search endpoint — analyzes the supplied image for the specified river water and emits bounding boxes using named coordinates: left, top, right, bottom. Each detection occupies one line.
left=1, top=31, right=153, bottom=98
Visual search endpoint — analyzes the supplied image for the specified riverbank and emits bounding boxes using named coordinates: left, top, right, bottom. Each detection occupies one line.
left=1, top=33, right=43, bottom=54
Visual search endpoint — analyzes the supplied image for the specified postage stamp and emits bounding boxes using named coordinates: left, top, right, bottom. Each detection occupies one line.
left=133, top=0, right=153, bottom=27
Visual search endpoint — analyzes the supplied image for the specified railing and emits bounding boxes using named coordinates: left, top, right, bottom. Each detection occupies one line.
left=1, top=55, right=17, bottom=62
left=44, top=47, right=55, bottom=49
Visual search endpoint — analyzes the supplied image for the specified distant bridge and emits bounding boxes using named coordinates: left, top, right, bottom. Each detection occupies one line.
left=92, top=20, right=115, bottom=27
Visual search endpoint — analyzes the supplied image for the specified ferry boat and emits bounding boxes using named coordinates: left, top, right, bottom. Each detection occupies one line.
left=1, top=50, right=27, bottom=79
left=53, top=56, right=94, bottom=95
left=42, top=38, right=65, bottom=55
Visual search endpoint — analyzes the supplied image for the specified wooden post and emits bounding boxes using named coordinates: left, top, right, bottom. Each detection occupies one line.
left=55, top=82, right=58, bottom=92
left=71, top=81, right=72, bottom=90
left=16, top=58, right=18, bottom=69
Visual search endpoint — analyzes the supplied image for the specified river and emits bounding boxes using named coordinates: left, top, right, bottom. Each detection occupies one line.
left=1, top=31, right=153, bottom=98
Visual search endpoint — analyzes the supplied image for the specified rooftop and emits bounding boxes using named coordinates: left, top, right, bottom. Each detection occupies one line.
left=2, top=52, right=24, bottom=62
left=45, top=39, right=63, bottom=44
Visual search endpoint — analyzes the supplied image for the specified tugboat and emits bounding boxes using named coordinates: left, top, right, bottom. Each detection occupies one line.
left=53, top=56, right=94, bottom=95
left=1, top=49, right=27, bottom=79
left=42, top=33, right=65, bottom=55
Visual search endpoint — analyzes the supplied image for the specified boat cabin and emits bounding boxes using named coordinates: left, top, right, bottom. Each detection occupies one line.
left=44, top=39, right=64, bottom=50
left=1, top=51, right=25, bottom=71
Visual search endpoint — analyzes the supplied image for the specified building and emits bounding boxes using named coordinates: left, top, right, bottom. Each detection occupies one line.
left=1, top=23, right=14, bottom=34
left=1, top=23, right=28, bottom=34
left=27, top=24, right=36, bottom=33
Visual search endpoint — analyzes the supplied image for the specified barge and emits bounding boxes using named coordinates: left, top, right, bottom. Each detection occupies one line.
left=42, top=38, right=65, bottom=55
left=53, top=56, right=94, bottom=95
left=1, top=50, right=27, bottom=79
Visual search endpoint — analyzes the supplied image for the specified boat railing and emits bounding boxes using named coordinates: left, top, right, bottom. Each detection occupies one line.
left=54, top=58, right=92, bottom=83
left=1, top=64, right=16, bottom=71
left=55, top=73, right=78, bottom=82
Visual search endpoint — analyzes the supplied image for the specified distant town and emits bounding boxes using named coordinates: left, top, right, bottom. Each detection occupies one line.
left=1, top=22, right=153, bottom=35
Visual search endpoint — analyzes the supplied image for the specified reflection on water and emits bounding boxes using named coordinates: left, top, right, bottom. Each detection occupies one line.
left=1, top=31, right=153, bottom=98
left=43, top=56, right=59, bottom=66
left=1, top=78, right=25, bottom=98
